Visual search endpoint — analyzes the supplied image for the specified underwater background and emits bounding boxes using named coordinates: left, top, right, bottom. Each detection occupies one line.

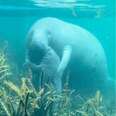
left=0, top=0, right=115, bottom=79
left=0, top=0, right=115, bottom=116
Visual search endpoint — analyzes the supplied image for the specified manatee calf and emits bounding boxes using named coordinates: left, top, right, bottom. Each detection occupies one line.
left=25, top=17, right=109, bottom=93
left=25, top=44, right=61, bottom=92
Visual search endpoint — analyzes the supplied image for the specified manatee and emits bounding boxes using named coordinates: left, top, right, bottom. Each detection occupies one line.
left=25, top=17, right=109, bottom=93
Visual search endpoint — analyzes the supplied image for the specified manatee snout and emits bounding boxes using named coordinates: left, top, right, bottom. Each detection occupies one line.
left=28, top=42, right=48, bottom=64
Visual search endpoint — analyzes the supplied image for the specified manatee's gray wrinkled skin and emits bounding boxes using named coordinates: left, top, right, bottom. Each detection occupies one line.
left=25, top=17, right=109, bottom=93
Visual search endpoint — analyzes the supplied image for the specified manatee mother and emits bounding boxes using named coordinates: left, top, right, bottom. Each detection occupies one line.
left=25, top=17, right=109, bottom=93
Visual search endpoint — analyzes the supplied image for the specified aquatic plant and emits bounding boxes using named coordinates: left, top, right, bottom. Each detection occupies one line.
left=54, top=90, right=115, bottom=116
left=0, top=77, right=41, bottom=116
left=0, top=76, right=116, bottom=116
left=0, top=76, right=60, bottom=116
left=74, top=91, right=104, bottom=116
left=0, top=50, right=11, bottom=81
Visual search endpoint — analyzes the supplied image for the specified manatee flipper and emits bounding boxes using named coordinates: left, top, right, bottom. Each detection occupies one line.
left=57, top=45, right=72, bottom=77
left=24, top=58, right=41, bottom=72
left=28, top=62, right=41, bottom=72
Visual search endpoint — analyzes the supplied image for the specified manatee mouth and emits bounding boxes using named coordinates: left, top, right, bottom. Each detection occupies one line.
left=28, top=42, right=47, bottom=65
